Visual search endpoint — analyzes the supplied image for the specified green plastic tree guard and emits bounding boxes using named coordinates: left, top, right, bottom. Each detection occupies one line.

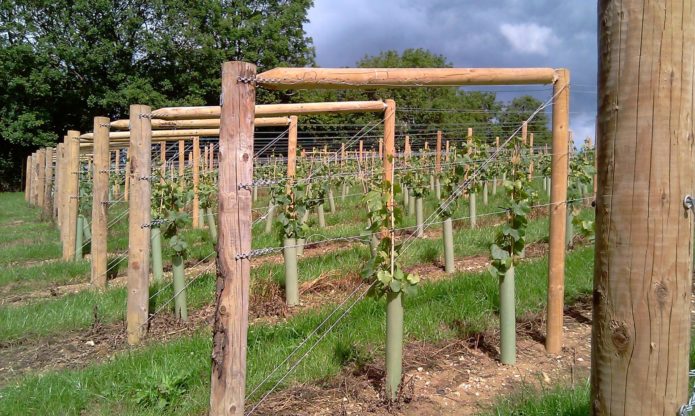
left=283, top=237, right=299, bottom=306
left=172, top=254, right=188, bottom=321
left=386, top=291, right=404, bottom=401
left=151, top=226, right=163, bottom=282
left=499, top=266, right=516, bottom=364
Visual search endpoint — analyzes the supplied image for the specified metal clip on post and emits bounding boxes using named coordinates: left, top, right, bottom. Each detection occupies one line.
left=684, top=195, right=695, bottom=215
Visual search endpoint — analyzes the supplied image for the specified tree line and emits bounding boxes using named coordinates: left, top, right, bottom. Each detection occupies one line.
left=0, top=0, right=548, bottom=190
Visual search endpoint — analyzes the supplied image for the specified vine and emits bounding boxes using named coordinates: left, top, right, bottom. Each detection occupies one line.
left=489, top=136, right=535, bottom=277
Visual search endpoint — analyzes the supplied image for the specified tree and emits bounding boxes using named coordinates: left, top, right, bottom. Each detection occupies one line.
left=0, top=0, right=316, bottom=190
left=498, top=95, right=551, bottom=145
left=296, top=48, right=501, bottom=151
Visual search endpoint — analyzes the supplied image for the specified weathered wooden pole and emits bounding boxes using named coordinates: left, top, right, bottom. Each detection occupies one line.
left=113, top=148, right=121, bottom=197
left=63, top=131, right=80, bottom=261
left=126, top=105, right=152, bottom=345
left=24, top=155, right=31, bottom=202
left=545, top=68, right=570, bottom=353
left=178, top=139, right=185, bottom=176
left=35, top=149, right=46, bottom=211
left=43, top=147, right=54, bottom=220
left=28, top=152, right=35, bottom=206
left=55, top=144, right=64, bottom=223
left=435, top=130, right=442, bottom=200
left=160, top=142, right=166, bottom=182
left=521, top=121, right=528, bottom=145
left=209, top=61, right=255, bottom=416
left=591, top=2, right=693, bottom=414
left=91, top=117, right=110, bottom=289
left=528, top=132, right=535, bottom=180
left=192, top=136, right=201, bottom=228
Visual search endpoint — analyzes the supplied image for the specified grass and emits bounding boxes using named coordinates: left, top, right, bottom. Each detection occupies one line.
left=0, top=197, right=576, bottom=343
left=0, top=246, right=596, bottom=416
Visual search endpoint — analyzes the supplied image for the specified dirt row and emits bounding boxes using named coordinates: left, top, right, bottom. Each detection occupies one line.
left=0, top=237, right=566, bottom=388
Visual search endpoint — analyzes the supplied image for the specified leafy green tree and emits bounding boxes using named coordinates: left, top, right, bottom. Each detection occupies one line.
left=0, top=0, right=316, bottom=190
left=498, top=95, right=551, bottom=145
left=297, top=48, right=501, bottom=148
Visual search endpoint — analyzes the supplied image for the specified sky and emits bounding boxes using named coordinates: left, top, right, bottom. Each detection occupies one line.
left=305, top=0, right=597, bottom=145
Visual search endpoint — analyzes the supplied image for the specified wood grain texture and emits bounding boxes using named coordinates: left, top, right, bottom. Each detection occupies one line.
left=545, top=68, right=570, bottom=353
left=591, top=1, right=694, bottom=414
left=43, top=148, right=54, bottom=219
left=126, top=105, right=151, bottom=345
left=91, top=117, right=110, bottom=289
left=35, top=149, right=46, bottom=210
left=256, top=67, right=556, bottom=89
left=192, top=136, right=200, bottom=228
left=209, top=61, right=256, bottom=416
left=63, top=132, right=80, bottom=261
left=151, top=101, right=385, bottom=120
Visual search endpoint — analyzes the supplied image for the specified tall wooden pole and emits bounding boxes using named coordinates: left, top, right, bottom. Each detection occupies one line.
left=160, top=142, right=166, bottom=182
left=178, top=139, right=185, bottom=176
left=528, top=132, right=535, bottom=180
left=35, top=149, right=46, bottom=211
left=209, top=61, right=256, bottom=416
left=24, top=155, right=31, bottom=202
left=43, top=147, right=54, bottom=219
left=545, top=69, right=570, bottom=353
left=63, top=131, right=80, bottom=261
left=55, top=144, right=64, bottom=223
left=113, top=148, right=120, bottom=197
left=287, top=116, right=298, bottom=185
left=192, top=136, right=201, bottom=228
left=126, top=105, right=152, bottom=345
left=591, top=2, right=693, bottom=414
left=91, top=117, right=110, bottom=289
left=435, top=131, right=442, bottom=172
left=31, top=152, right=39, bottom=205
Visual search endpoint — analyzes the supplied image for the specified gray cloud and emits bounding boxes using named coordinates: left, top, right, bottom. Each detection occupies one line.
left=306, top=0, right=597, bottom=145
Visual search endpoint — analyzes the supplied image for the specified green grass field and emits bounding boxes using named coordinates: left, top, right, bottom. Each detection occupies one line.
left=0, top=185, right=611, bottom=416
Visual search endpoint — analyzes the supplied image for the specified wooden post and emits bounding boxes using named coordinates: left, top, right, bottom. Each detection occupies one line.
left=378, top=138, right=383, bottom=159
left=35, top=149, right=46, bottom=211
left=435, top=131, right=442, bottom=172
left=192, top=136, right=201, bottom=228
left=91, top=117, right=110, bottom=289
left=24, top=155, right=31, bottom=202
left=528, top=132, right=535, bottom=179
left=31, top=152, right=39, bottom=205
left=545, top=68, right=570, bottom=353
left=405, top=135, right=410, bottom=160
left=445, top=140, right=450, bottom=161
left=340, top=142, right=345, bottom=165
left=55, top=144, right=64, bottom=223
left=210, top=145, right=215, bottom=171
left=521, top=121, right=528, bottom=145
left=43, top=147, right=54, bottom=219
left=178, top=139, right=185, bottom=176
left=124, top=154, right=130, bottom=202
left=63, top=132, right=80, bottom=261
left=209, top=61, right=255, bottom=416
left=27, top=153, right=34, bottom=205
left=204, top=144, right=209, bottom=173
left=114, top=148, right=120, bottom=197
left=160, top=142, right=166, bottom=182
left=591, top=2, right=693, bottom=413
left=359, top=140, right=364, bottom=164
left=287, top=116, right=298, bottom=187
left=126, top=105, right=152, bottom=345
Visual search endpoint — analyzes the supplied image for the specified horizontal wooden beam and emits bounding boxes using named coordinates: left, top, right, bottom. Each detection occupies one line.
left=256, top=67, right=558, bottom=89
left=150, top=100, right=386, bottom=120
left=108, top=116, right=290, bottom=131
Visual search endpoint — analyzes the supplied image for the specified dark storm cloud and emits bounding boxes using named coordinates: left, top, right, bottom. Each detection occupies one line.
left=306, top=0, right=597, bottom=144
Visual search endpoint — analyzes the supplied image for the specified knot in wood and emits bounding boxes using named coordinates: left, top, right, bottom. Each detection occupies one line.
left=609, top=320, right=630, bottom=354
